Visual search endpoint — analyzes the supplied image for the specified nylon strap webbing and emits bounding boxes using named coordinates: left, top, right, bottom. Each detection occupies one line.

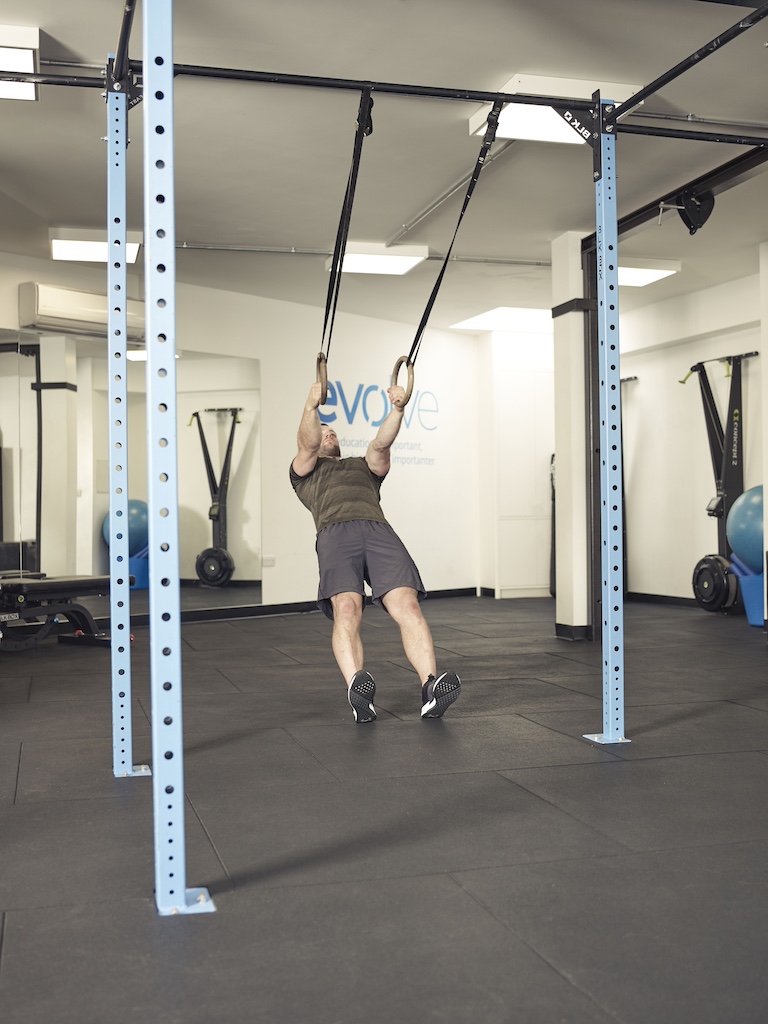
left=406, top=99, right=504, bottom=366
left=320, top=88, right=374, bottom=363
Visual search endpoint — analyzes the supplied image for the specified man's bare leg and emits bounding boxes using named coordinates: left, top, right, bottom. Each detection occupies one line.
left=381, top=587, right=436, bottom=680
left=330, top=591, right=376, bottom=723
left=330, top=591, right=364, bottom=680
left=382, top=587, right=461, bottom=718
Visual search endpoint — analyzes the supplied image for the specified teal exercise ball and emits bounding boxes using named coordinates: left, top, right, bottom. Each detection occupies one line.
left=102, top=499, right=149, bottom=556
left=726, top=485, right=763, bottom=574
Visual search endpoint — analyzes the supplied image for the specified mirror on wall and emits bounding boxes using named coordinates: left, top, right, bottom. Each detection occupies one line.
left=0, top=331, right=39, bottom=579
left=1, top=332, right=262, bottom=624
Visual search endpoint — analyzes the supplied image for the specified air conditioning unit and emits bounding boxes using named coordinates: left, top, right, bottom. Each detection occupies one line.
left=18, top=282, right=145, bottom=341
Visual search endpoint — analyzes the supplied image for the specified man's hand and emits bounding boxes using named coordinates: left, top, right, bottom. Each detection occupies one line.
left=387, top=384, right=406, bottom=410
left=306, top=382, right=324, bottom=410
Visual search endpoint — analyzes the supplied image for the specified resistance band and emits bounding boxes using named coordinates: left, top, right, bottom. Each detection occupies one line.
left=316, top=88, right=374, bottom=404
left=392, top=99, right=504, bottom=405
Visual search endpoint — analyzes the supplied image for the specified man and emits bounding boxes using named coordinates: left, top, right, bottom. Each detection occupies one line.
left=290, top=380, right=461, bottom=724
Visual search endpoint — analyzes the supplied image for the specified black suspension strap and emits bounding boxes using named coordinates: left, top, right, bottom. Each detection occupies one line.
left=392, top=99, right=504, bottom=405
left=317, top=87, right=374, bottom=404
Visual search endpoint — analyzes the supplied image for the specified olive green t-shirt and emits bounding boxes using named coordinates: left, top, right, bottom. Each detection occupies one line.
left=289, top=456, right=388, bottom=534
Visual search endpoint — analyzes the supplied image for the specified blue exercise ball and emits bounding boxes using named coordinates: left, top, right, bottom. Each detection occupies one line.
left=726, top=485, right=763, bottom=574
left=102, top=499, right=149, bottom=556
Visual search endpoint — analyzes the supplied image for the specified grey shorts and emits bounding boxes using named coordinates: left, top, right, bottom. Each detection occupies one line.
left=315, top=520, right=426, bottom=620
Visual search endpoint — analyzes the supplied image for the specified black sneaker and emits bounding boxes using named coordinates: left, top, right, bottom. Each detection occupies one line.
left=421, top=671, right=461, bottom=719
left=348, top=670, right=376, bottom=723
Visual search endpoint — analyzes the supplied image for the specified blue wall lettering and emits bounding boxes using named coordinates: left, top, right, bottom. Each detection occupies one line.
left=319, top=380, right=438, bottom=430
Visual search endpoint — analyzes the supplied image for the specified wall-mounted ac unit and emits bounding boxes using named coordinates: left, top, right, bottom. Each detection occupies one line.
left=18, top=282, right=145, bottom=341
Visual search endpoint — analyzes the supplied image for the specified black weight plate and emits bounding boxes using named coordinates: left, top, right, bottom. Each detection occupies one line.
left=195, top=547, right=235, bottom=587
left=692, top=554, right=738, bottom=611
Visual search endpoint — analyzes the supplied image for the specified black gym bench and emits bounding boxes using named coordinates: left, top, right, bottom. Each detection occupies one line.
left=0, top=573, right=112, bottom=651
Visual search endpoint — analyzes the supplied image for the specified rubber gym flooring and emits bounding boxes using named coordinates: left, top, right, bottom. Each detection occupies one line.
left=1, top=594, right=767, bottom=1023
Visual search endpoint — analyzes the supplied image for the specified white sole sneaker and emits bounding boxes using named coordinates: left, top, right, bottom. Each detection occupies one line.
left=421, top=671, right=461, bottom=719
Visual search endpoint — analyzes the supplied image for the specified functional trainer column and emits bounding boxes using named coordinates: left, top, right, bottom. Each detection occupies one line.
left=583, top=100, right=630, bottom=746
left=143, top=0, right=214, bottom=916
left=107, top=56, right=149, bottom=780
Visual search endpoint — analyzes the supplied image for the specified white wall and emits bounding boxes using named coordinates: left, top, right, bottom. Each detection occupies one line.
left=492, top=331, right=555, bottom=598
left=475, top=335, right=497, bottom=591
left=619, top=277, right=762, bottom=599
left=472, top=329, right=555, bottom=599
left=498, top=333, right=555, bottom=597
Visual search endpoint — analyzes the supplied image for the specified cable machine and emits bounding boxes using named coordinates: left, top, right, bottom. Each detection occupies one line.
left=682, top=352, right=759, bottom=611
left=190, top=407, right=242, bottom=587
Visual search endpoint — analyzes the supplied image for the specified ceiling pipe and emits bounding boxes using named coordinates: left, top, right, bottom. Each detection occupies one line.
left=175, top=241, right=550, bottom=268
left=386, top=141, right=516, bottom=246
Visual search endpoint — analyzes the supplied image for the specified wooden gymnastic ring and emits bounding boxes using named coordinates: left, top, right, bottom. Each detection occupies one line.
left=391, top=356, right=414, bottom=407
left=316, top=352, right=328, bottom=405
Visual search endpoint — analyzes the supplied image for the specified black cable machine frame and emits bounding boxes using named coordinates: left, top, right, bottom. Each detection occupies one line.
left=682, top=352, right=759, bottom=611
left=190, top=407, right=242, bottom=587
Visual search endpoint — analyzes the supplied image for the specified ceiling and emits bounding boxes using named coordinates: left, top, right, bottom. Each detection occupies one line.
left=0, top=0, right=767, bottom=333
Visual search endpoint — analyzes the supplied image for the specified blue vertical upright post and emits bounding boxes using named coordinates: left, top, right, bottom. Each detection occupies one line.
left=583, top=99, right=630, bottom=746
left=142, top=0, right=215, bottom=915
left=107, top=58, right=150, bottom=779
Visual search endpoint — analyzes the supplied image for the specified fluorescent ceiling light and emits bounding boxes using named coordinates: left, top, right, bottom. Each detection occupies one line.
left=0, top=26, right=39, bottom=101
left=327, top=243, right=428, bottom=275
left=469, top=74, right=643, bottom=145
left=50, top=228, right=142, bottom=264
left=450, top=307, right=553, bottom=333
left=617, top=259, right=681, bottom=287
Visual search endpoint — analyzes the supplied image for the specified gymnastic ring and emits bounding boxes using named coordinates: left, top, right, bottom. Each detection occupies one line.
left=391, top=355, right=414, bottom=407
left=316, top=352, right=328, bottom=405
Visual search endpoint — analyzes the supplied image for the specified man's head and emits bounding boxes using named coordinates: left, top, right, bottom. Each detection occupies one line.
left=319, top=424, right=341, bottom=459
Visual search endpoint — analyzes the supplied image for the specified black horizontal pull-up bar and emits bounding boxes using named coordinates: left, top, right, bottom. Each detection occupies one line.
left=130, top=60, right=595, bottom=111
left=618, top=122, right=768, bottom=147
left=0, top=71, right=104, bottom=88
left=617, top=1, right=768, bottom=116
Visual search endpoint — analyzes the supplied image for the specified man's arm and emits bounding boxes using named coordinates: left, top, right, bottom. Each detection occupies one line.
left=365, top=385, right=406, bottom=477
left=292, top=382, right=323, bottom=477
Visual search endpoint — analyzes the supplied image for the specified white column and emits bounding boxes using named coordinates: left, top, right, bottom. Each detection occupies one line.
left=551, top=231, right=589, bottom=636
left=39, top=336, right=78, bottom=576
left=475, top=333, right=498, bottom=594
